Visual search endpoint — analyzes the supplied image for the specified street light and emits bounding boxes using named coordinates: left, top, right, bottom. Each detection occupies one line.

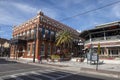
left=33, top=24, right=37, bottom=63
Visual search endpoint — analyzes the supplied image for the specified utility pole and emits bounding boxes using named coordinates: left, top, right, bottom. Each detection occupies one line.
left=33, top=24, right=37, bottom=63
left=0, top=26, right=2, bottom=57
left=0, top=27, right=2, bottom=56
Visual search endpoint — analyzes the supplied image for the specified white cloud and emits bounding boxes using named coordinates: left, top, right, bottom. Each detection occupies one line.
left=112, top=4, right=120, bottom=18
left=0, top=1, right=60, bottom=25
left=40, top=7, right=58, bottom=19
left=76, top=29, right=81, bottom=33
left=12, top=2, right=37, bottom=14
left=0, top=1, right=38, bottom=25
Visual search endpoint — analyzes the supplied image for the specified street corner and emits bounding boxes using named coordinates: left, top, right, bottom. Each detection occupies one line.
left=80, top=67, right=120, bottom=79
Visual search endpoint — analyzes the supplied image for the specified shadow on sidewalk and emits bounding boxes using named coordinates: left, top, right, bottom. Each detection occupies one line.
left=0, top=58, right=18, bottom=64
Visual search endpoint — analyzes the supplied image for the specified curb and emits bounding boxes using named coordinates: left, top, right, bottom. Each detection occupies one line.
left=80, top=68, right=120, bottom=79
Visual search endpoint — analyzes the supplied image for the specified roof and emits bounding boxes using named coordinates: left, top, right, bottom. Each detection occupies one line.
left=0, top=38, right=10, bottom=44
left=96, top=21, right=120, bottom=29
left=79, top=21, right=120, bottom=38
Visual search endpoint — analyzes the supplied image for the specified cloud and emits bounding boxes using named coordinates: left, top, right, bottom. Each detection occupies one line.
left=0, top=1, right=38, bottom=25
left=76, top=29, right=81, bottom=33
left=112, top=4, right=120, bottom=18
left=39, top=7, right=58, bottom=19
left=12, top=2, right=38, bottom=14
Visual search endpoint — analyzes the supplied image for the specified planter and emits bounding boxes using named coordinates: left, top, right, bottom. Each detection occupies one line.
left=76, top=58, right=84, bottom=62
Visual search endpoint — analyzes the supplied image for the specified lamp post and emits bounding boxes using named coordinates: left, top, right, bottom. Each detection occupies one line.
left=33, top=24, right=37, bottom=63
left=0, top=26, right=3, bottom=57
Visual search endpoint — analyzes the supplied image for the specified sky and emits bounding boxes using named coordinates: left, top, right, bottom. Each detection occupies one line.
left=0, top=0, right=120, bottom=40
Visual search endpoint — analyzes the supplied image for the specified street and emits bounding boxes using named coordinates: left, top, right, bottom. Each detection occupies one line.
left=0, top=58, right=119, bottom=80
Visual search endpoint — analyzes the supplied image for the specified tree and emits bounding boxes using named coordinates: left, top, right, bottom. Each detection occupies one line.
left=56, top=30, right=73, bottom=54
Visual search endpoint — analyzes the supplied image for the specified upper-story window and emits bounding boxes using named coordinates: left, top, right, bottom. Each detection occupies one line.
left=42, top=28, right=45, bottom=38
left=20, top=33, right=22, bottom=36
left=45, top=29, right=49, bottom=33
left=31, top=29, right=34, bottom=34
left=51, top=31, right=54, bottom=35
left=21, top=32, right=24, bottom=36
left=23, top=32, right=25, bottom=36
left=27, top=30, right=29, bottom=34
left=54, top=24, right=57, bottom=27
left=49, top=22, right=51, bottom=25
left=51, top=31, right=55, bottom=41
left=38, top=27, right=42, bottom=39
left=17, top=34, right=20, bottom=37
left=45, top=29, right=51, bottom=40
left=40, top=16, right=43, bottom=21
left=43, top=19, right=46, bottom=23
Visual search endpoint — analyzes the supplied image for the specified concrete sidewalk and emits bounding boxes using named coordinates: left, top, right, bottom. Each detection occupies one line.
left=36, top=60, right=120, bottom=78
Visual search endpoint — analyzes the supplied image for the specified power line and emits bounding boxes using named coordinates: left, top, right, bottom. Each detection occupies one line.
left=60, top=0, right=120, bottom=21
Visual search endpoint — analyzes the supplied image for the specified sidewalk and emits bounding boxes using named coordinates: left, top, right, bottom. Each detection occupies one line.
left=34, top=60, right=120, bottom=78
left=9, top=58, right=120, bottom=79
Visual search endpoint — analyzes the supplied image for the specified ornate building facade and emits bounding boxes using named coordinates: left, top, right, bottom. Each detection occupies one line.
left=10, top=12, right=79, bottom=61
left=80, top=21, right=120, bottom=58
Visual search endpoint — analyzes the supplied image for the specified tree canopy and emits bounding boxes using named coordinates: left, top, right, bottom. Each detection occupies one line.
left=56, top=30, right=73, bottom=47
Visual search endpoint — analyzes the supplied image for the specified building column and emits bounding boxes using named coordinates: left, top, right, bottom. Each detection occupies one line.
left=35, top=25, right=40, bottom=60
left=51, top=43, right=53, bottom=55
left=105, top=47, right=109, bottom=57
left=89, top=34, right=92, bottom=43
left=44, top=41, right=48, bottom=59
left=119, top=49, right=120, bottom=57
left=36, top=39, right=40, bottom=59
left=104, top=31, right=106, bottom=40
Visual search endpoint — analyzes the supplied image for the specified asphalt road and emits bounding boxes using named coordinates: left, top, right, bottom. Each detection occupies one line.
left=0, top=58, right=119, bottom=80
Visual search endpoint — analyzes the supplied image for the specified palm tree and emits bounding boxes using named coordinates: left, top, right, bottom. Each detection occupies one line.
left=56, top=30, right=73, bottom=54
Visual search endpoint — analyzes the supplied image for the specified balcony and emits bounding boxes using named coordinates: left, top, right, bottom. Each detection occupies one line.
left=11, top=36, right=27, bottom=44
left=12, top=36, right=26, bottom=40
left=106, top=35, right=120, bottom=40
left=26, top=35, right=35, bottom=41
left=85, top=35, right=120, bottom=44
left=92, top=37, right=104, bottom=41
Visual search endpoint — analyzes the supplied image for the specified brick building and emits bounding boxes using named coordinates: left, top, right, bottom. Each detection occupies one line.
left=80, top=21, right=120, bottom=58
left=10, top=12, right=79, bottom=61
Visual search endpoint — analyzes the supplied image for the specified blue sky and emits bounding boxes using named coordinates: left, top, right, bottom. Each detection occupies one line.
left=0, top=0, right=120, bottom=39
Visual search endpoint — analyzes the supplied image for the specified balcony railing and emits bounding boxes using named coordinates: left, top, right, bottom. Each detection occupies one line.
left=106, top=35, right=120, bottom=40
left=11, top=36, right=27, bottom=44
left=12, top=36, right=26, bottom=40
left=92, top=37, right=104, bottom=41
left=26, top=34, right=35, bottom=40
left=85, top=35, right=120, bottom=44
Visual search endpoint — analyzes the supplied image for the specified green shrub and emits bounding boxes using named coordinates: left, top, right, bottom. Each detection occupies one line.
left=51, top=54, right=60, bottom=60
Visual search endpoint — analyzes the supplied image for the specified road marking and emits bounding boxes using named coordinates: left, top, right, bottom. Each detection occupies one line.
left=0, top=68, right=40, bottom=74
left=0, top=68, right=75, bottom=80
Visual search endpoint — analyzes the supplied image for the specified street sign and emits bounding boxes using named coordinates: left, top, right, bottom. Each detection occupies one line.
left=92, top=53, right=98, bottom=61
